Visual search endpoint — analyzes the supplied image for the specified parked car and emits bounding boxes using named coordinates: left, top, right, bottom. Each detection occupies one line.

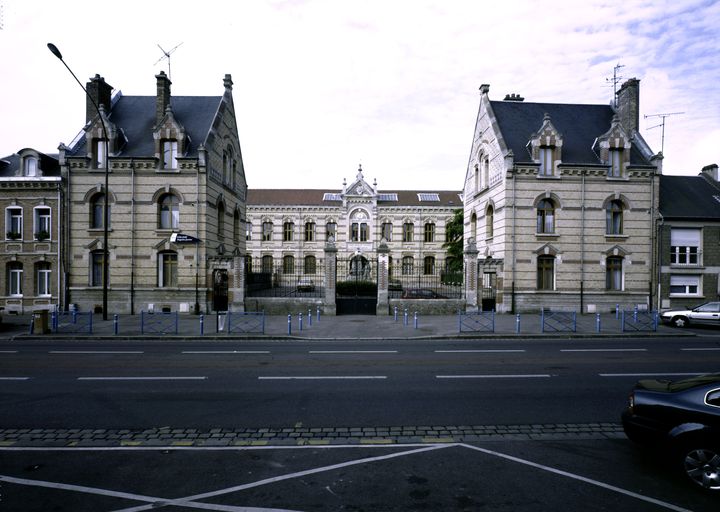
left=660, top=301, right=720, bottom=328
left=621, top=373, right=720, bottom=490
left=296, top=278, right=315, bottom=292
left=401, top=288, right=447, bottom=299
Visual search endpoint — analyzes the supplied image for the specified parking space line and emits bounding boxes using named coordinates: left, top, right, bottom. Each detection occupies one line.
left=459, top=443, right=691, bottom=512
left=111, top=444, right=452, bottom=512
left=437, top=374, right=551, bottom=379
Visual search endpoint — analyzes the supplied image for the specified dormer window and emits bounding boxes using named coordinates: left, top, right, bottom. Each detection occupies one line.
left=162, top=140, right=178, bottom=169
left=23, top=156, right=38, bottom=176
left=93, top=138, right=107, bottom=169
left=529, top=114, right=563, bottom=178
left=539, top=147, right=553, bottom=176
left=609, top=148, right=623, bottom=177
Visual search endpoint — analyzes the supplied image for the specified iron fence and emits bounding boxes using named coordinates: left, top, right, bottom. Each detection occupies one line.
left=140, top=311, right=179, bottom=335
left=246, top=257, right=324, bottom=298
left=52, top=311, right=93, bottom=334
left=389, top=259, right=463, bottom=299
left=541, top=310, right=577, bottom=333
left=621, top=309, right=658, bottom=332
left=458, top=310, right=495, bottom=333
left=226, top=312, right=265, bottom=334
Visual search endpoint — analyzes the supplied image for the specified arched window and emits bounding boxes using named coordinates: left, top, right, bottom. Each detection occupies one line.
left=233, top=210, right=241, bottom=245
left=261, top=255, right=273, bottom=273
left=158, top=251, right=178, bottom=287
left=7, top=262, right=23, bottom=296
left=403, top=222, right=414, bottom=242
left=23, top=156, right=38, bottom=176
left=606, top=200, right=623, bottom=235
left=325, top=221, right=337, bottom=241
left=305, top=221, right=315, bottom=242
left=158, top=193, right=180, bottom=230
left=483, top=157, right=490, bottom=188
left=283, top=221, right=294, bottom=242
left=262, top=221, right=273, bottom=242
left=283, top=255, right=294, bottom=274
left=35, top=262, right=51, bottom=296
left=486, top=205, right=494, bottom=239
left=537, top=255, right=554, bottom=290
left=90, top=193, right=111, bottom=229
left=536, top=199, right=555, bottom=234
left=402, top=256, right=414, bottom=275
left=304, top=255, right=317, bottom=275
left=381, top=222, right=392, bottom=241
left=217, top=202, right=225, bottom=239
left=606, top=256, right=623, bottom=290
left=470, top=212, right=477, bottom=241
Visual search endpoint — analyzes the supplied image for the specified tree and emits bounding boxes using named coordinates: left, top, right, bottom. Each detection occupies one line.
left=442, top=209, right=464, bottom=272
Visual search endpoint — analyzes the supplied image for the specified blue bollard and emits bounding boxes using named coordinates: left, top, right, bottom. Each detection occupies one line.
left=596, top=313, right=601, bottom=333
left=516, top=313, right=521, bottom=334
left=308, top=308, right=312, bottom=326
left=288, top=314, right=292, bottom=335
left=414, top=312, right=418, bottom=329
left=200, top=314, right=205, bottom=335
left=114, top=314, right=119, bottom=335
left=299, top=312, right=303, bottom=331
left=317, top=306, right=321, bottom=323
left=616, top=304, right=620, bottom=319
left=404, top=309, right=408, bottom=326
left=394, top=306, right=398, bottom=322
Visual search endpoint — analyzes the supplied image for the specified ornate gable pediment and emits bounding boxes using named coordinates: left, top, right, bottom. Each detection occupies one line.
left=153, top=104, right=188, bottom=155
left=593, top=114, right=631, bottom=163
left=344, top=164, right=375, bottom=199
left=604, top=245, right=630, bottom=257
left=534, top=243, right=560, bottom=256
left=527, top=113, right=563, bottom=162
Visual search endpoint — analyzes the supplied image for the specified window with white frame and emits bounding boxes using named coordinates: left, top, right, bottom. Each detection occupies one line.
left=539, top=147, right=553, bottom=176
left=536, top=199, right=555, bottom=234
left=158, top=193, right=180, bottom=230
left=606, top=200, right=623, bottom=235
left=34, top=207, right=51, bottom=240
left=24, top=156, right=38, bottom=176
left=670, top=228, right=700, bottom=266
left=351, top=222, right=368, bottom=242
left=7, top=262, right=23, bottom=296
left=158, top=251, right=178, bottom=287
left=36, top=262, right=51, bottom=296
left=93, top=138, right=107, bottom=169
left=381, top=222, right=392, bottom=241
left=609, top=149, right=623, bottom=177
left=6, top=207, right=23, bottom=239
left=246, top=221, right=252, bottom=241
left=162, top=140, right=178, bottom=169
left=669, top=275, right=700, bottom=296
left=402, top=256, right=414, bottom=275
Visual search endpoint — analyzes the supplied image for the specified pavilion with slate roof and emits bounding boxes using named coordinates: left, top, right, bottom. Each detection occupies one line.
left=58, top=72, right=248, bottom=315
left=462, top=79, right=663, bottom=313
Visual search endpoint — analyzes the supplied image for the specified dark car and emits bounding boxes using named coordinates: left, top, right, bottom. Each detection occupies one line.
left=621, top=373, right=720, bottom=490
left=660, top=301, right=720, bottom=328
left=401, top=289, right=447, bottom=299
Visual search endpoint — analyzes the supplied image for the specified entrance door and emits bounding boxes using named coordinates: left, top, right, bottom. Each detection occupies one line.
left=336, top=255, right=377, bottom=315
left=481, top=272, right=497, bottom=311
left=212, top=269, right=229, bottom=311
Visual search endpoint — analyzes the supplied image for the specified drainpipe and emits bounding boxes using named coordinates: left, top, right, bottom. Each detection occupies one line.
left=130, top=159, right=136, bottom=315
left=56, top=183, right=62, bottom=311
left=656, top=212, right=664, bottom=310
left=580, top=170, right=586, bottom=314
left=511, top=165, right=517, bottom=314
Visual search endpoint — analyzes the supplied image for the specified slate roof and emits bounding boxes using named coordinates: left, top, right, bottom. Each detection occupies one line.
left=0, top=151, right=60, bottom=177
left=247, top=189, right=462, bottom=208
left=659, top=174, right=720, bottom=220
left=66, top=94, right=222, bottom=157
left=490, top=100, right=653, bottom=166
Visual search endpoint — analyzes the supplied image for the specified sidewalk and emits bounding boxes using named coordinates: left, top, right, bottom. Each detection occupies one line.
left=1, top=310, right=684, bottom=341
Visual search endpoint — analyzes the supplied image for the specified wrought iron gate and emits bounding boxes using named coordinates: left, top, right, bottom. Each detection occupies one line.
left=335, top=255, right=377, bottom=315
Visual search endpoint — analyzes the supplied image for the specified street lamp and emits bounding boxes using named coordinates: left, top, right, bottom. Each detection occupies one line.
left=48, top=43, right=110, bottom=320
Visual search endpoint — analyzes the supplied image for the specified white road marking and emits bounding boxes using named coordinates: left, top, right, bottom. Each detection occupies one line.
left=599, top=372, right=706, bottom=377
left=182, top=351, right=270, bottom=354
left=435, top=349, right=526, bottom=353
left=0, top=377, right=30, bottom=381
left=436, top=374, right=551, bottom=379
left=77, top=377, right=208, bottom=381
left=112, top=444, right=451, bottom=512
left=309, top=350, right=398, bottom=354
left=258, top=376, right=387, bottom=380
left=459, top=443, right=692, bottom=512
left=560, top=348, right=647, bottom=352
left=681, top=347, right=720, bottom=351
left=0, top=350, right=18, bottom=353
left=50, top=351, right=144, bottom=354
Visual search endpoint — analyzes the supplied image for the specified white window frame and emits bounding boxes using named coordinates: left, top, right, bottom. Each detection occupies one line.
left=609, top=149, right=623, bottom=177
left=36, top=263, right=51, bottom=296
left=24, top=156, right=38, bottom=176
left=669, top=275, right=700, bottom=296
left=5, top=207, right=23, bottom=239
left=8, top=264, right=23, bottom=296
left=34, top=206, right=52, bottom=240
left=670, top=228, right=701, bottom=266
left=162, top=140, right=178, bottom=169
left=539, top=147, right=553, bottom=176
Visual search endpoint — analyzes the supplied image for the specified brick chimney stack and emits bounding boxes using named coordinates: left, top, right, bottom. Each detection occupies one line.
left=85, top=74, right=113, bottom=124
left=616, top=78, right=640, bottom=134
left=155, top=71, right=172, bottom=126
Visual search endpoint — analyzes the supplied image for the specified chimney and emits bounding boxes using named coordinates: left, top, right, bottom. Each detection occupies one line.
left=616, top=78, right=640, bottom=134
left=85, top=74, right=113, bottom=124
left=702, top=163, right=719, bottom=182
left=155, top=71, right=172, bottom=126
left=503, top=93, right=525, bottom=102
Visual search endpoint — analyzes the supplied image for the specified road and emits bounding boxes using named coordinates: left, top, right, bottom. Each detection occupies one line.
left=1, top=334, right=719, bottom=511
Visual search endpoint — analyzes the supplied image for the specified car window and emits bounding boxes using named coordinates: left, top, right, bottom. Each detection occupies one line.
left=696, top=302, right=720, bottom=313
left=707, top=389, right=720, bottom=407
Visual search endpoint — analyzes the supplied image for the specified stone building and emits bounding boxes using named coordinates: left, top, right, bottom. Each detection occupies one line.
left=0, top=149, right=63, bottom=313
left=657, top=164, right=720, bottom=309
left=462, top=80, right=661, bottom=313
left=59, top=72, right=247, bottom=314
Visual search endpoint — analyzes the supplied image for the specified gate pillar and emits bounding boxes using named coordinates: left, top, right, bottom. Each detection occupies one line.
left=323, top=239, right=338, bottom=315
left=464, top=238, right=480, bottom=312
left=230, top=253, right=246, bottom=312
left=376, top=241, right=390, bottom=315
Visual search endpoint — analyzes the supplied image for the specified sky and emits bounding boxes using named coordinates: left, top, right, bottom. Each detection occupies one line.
left=1, top=0, right=718, bottom=192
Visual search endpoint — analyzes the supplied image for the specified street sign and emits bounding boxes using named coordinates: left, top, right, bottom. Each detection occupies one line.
left=170, top=233, right=201, bottom=244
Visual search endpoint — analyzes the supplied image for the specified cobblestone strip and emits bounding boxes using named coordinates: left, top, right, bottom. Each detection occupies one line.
left=0, top=423, right=624, bottom=448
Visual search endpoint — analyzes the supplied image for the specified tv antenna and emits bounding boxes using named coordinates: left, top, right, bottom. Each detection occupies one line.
left=644, top=112, right=684, bottom=154
left=605, top=63, right=625, bottom=107
left=155, top=42, right=183, bottom=80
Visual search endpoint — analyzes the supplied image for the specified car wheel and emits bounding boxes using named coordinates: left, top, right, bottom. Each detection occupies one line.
left=672, top=316, right=689, bottom=328
left=683, top=447, right=720, bottom=490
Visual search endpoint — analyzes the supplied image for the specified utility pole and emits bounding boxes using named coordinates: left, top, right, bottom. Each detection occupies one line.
left=644, top=112, right=684, bottom=154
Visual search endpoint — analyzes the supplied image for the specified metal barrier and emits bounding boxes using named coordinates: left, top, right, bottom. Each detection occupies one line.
left=52, top=311, right=94, bottom=334
left=622, top=309, right=658, bottom=332
left=541, top=310, right=577, bottom=333
left=458, top=310, right=495, bottom=333
left=226, top=312, right=265, bottom=334
left=140, top=311, right=178, bottom=335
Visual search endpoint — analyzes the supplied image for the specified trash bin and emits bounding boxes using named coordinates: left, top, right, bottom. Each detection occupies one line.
left=33, top=309, right=49, bottom=334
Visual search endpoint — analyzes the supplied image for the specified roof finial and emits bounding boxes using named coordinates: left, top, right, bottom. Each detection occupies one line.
left=357, top=163, right=364, bottom=180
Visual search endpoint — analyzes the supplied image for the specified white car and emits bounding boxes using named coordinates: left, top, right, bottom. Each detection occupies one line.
left=660, top=301, right=720, bottom=328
